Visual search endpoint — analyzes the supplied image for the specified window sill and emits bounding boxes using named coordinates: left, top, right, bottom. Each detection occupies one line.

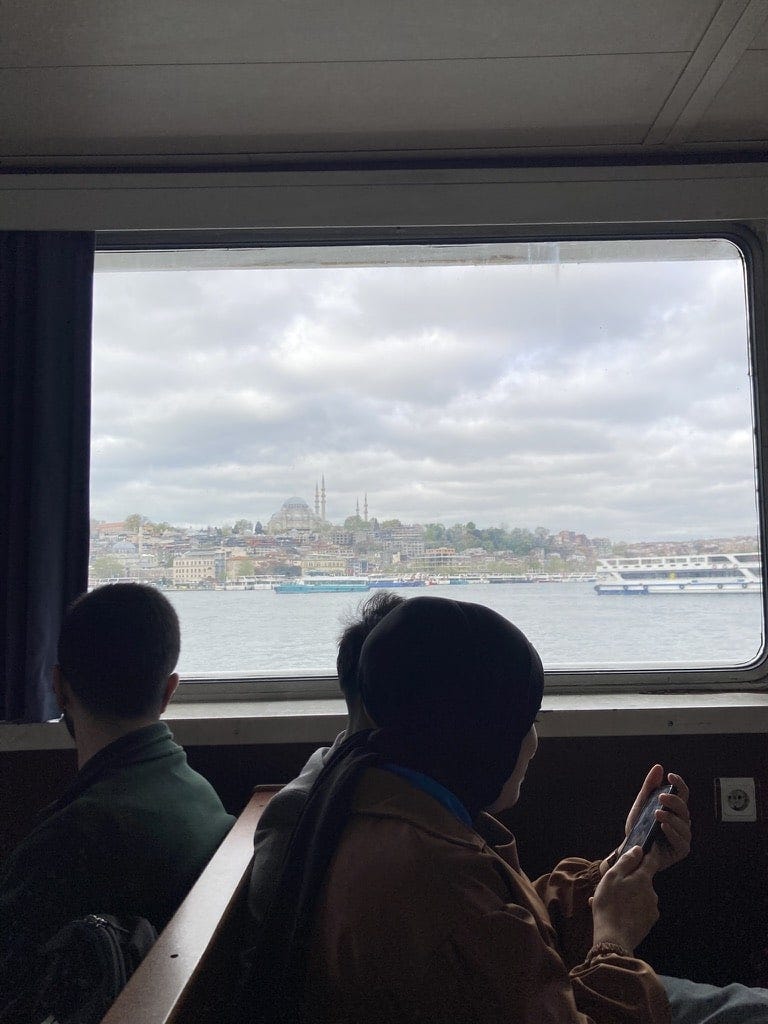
left=2, top=692, right=768, bottom=751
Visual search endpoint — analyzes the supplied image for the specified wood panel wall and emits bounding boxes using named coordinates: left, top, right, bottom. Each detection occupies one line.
left=2, top=732, right=767, bottom=987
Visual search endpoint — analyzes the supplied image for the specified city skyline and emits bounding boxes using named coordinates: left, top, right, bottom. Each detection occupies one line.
left=90, top=506, right=758, bottom=554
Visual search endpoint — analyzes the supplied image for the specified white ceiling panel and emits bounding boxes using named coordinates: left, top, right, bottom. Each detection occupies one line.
left=0, top=0, right=719, bottom=66
left=0, top=54, right=686, bottom=156
left=685, top=51, right=768, bottom=141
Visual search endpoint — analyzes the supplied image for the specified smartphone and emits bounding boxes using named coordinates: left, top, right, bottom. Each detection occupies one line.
left=617, top=783, right=678, bottom=857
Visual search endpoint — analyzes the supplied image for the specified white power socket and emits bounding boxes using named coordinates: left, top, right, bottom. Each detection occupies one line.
left=716, top=777, right=757, bottom=822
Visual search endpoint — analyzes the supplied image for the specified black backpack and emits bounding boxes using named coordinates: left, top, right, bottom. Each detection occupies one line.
left=2, top=914, right=157, bottom=1024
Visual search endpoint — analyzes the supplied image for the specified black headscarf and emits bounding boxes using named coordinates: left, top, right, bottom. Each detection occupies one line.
left=242, top=597, right=544, bottom=1022
left=359, top=596, right=544, bottom=817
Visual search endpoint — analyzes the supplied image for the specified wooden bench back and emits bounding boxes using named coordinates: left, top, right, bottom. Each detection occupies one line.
left=100, top=785, right=280, bottom=1024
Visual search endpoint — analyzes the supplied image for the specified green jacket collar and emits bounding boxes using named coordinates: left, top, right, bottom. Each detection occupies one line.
left=52, top=722, right=176, bottom=813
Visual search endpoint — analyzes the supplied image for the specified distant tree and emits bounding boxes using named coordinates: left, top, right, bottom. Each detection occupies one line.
left=238, top=558, right=255, bottom=576
left=124, top=513, right=143, bottom=533
left=423, top=523, right=446, bottom=545
left=380, top=519, right=402, bottom=530
left=344, top=515, right=367, bottom=531
left=233, top=519, right=254, bottom=534
left=507, top=527, right=536, bottom=554
left=154, top=522, right=173, bottom=534
left=254, top=521, right=264, bottom=534
left=91, top=555, right=125, bottom=579
left=446, top=523, right=472, bottom=550
left=482, top=527, right=507, bottom=551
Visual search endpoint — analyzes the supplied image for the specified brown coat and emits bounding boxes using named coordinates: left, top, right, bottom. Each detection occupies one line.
left=308, top=768, right=670, bottom=1024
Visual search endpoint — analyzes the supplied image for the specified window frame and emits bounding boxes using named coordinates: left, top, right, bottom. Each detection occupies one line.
left=93, top=220, right=768, bottom=699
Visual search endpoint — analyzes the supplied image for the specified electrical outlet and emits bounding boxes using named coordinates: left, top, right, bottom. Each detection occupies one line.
left=716, top=777, right=757, bottom=822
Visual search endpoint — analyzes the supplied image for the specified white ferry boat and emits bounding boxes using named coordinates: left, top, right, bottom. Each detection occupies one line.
left=220, top=576, right=280, bottom=591
left=594, top=552, right=762, bottom=595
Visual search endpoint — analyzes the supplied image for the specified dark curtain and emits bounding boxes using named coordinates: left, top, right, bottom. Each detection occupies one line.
left=0, top=232, right=95, bottom=722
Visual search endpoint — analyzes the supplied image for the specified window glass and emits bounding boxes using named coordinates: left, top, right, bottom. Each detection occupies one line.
left=91, top=239, right=761, bottom=680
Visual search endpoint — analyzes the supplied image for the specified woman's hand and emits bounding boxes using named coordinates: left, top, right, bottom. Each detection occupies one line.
left=600, top=765, right=691, bottom=876
left=590, top=845, right=659, bottom=954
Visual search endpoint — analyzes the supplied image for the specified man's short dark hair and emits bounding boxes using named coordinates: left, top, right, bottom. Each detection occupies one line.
left=336, top=591, right=405, bottom=699
left=58, top=583, right=180, bottom=719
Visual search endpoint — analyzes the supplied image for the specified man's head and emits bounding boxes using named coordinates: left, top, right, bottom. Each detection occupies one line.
left=337, top=591, right=405, bottom=721
left=56, top=583, right=180, bottom=724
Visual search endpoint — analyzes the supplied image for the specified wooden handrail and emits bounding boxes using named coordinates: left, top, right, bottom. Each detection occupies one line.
left=100, top=785, right=280, bottom=1024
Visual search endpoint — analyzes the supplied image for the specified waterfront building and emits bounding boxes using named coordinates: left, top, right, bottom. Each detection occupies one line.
left=416, top=547, right=460, bottom=571
left=172, top=550, right=227, bottom=587
left=377, top=524, right=426, bottom=560
left=300, top=553, right=350, bottom=575
left=95, top=521, right=128, bottom=539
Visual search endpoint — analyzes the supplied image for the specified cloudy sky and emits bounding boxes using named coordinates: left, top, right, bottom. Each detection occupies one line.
left=91, top=242, right=756, bottom=542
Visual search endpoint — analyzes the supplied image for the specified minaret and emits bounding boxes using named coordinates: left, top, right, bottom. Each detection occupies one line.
left=321, top=474, right=326, bottom=521
left=356, top=498, right=360, bottom=519
left=314, top=481, right=320, bottom=516
left=363, top=493, right=368, bottom=523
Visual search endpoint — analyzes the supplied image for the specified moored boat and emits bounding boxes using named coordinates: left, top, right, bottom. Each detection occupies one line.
left=274, top=576, right=370, bottom=594
left=594, top=553, right=762, bottom=595
left=368, top=578, right=425, bottom=588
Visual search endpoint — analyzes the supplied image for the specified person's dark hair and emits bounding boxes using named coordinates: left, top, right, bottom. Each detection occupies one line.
left=336, top=591, right=405, bottom=698
left=57, top=583, right=180, bottom=719
left=359, top=596, right=544, bottom=815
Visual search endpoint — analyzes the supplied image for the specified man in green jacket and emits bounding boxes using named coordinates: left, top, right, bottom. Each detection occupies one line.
left=0, top=583, right=234, bottom=1006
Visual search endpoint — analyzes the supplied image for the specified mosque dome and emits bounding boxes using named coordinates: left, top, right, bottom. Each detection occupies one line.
left=112, top=540, right=137, bottom=554
left=267, top=493, right=322, bottom=535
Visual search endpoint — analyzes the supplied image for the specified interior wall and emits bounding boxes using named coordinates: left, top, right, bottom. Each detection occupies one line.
left=2, top=731, right=767, bottom=986
left=2, top=164, right=768, bottom=233
left=511, top=733, right=768, bottom=987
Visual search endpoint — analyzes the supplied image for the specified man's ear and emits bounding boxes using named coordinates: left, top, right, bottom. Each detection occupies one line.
left=350, top=699, right=376, bottom=731
left=159, top=673, right=180, bottom=714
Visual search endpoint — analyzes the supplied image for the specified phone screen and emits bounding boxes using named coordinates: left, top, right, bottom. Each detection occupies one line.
left=619, top=783, right=676, bottom=856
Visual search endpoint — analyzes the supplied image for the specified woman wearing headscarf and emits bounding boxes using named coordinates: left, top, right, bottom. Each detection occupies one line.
left=245, top=597, right=687, bottom=1023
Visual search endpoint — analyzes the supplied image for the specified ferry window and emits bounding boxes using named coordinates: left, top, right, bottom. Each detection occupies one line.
left=90, top=237, right=761, bottom=690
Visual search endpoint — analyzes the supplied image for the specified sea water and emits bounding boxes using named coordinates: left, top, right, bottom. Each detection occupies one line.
left=165, top=583, right=765, bottom=678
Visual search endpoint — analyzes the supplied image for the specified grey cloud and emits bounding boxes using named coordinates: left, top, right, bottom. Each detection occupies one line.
left=90, top=254, right=756, bottom=539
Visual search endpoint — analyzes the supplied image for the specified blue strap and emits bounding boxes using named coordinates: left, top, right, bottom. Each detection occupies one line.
left=382, top=763, right=473, bottom=827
